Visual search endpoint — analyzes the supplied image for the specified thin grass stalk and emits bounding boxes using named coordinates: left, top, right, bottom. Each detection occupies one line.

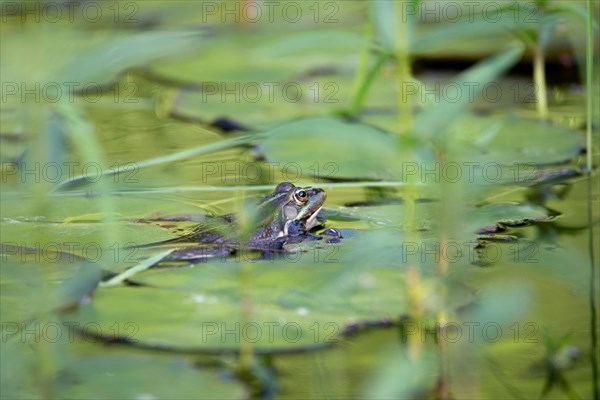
left=236, top=192, right=260, bottom=394
left=28, top=106, right=51, bottom=212
left=395, top=1, right=413, bottom=136
left=239, top=258, right=255, bottom=373
left=533, top=38, right=549, bottom=120
left=29, top=105, right=59, bottom=399
left=585, top=1, right=598, bottom=399
left=350, top=11, right=375, bottom=115
left=52, top=135, right=252, bottom=191
left=53, top=101, right=121, bottom=248
left=392, top=0, right=418, bottom=232
left=435, top=231, right=450, bottom=400
left=351, top=53, right=391, bottom=116
left=391, top=1, right=425, bottom=370
left=434, top=152, right=456, bottom=400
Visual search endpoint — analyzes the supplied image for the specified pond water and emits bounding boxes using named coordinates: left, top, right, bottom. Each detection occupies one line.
left=1, top=2, right=598, bottom=399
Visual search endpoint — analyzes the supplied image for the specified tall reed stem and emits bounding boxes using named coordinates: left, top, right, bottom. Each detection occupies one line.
left=585, top=1, right=598, bottom=399
left=533, top=39, right=549, bottom=120
left=395, top=1, right=413, bottom=136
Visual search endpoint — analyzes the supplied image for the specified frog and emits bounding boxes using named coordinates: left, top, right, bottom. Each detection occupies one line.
left=149, top=182, right=341, bottom=261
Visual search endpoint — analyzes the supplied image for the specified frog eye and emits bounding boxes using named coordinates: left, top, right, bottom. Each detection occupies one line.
left=294, top=190, right=308, bottom=202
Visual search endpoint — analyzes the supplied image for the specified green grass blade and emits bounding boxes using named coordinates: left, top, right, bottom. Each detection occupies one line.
left=100, top=249, right=175, bottom=288
left=53, top=100, right=121, bottom=245
left=52, top=134, right=253, bottom=191
left=369, top=0, right=396, bottom=53
left=61, top=30, right=204, bottom=86
left=585, top=1, right=599, bottom=398
left=350, top=52, right=391, bottom=115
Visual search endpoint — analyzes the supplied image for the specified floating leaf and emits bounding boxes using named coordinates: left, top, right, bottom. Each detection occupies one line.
left=362, top=346, right=438, bottom=400
left=169, top=75, right=354, bottom=130
left=57, top=355, right=245, bottom=400
left=1, top=26, right=202, bottom=87
left=150, top=33, right=289, bottom=85
left=0, top=220, right=178, bottom=273
left=0, top=247, right=101, bottom=324
left=257, top=117, right=405, bottom=180
left=67, top=257, right=408, bottom=351
left=66, top=231, right=478, bottom=352
left=0, top=340, right=246, bottom=400
left=447, top=114, right=584, bottom=165
left=256, top=30, right=371, bottom=57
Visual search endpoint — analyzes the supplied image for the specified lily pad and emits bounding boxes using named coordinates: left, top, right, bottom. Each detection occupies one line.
left=0, top=195, right=210, bottom=222
left=1, top=220, right=176, bottom=248
left=255, top=30, right=370, bottom=58
left=66, top=256, right=408, bottom=351
left=447, top=114, right=584, bottom=165
left=0, top=247, right=101, bottom=324
left=149, top=33, right=291, bottom=86
left=544, top=172, right=599, bottom=228
left=257, top=117, right=403, bottom=180
left=1, top=25, right=201, bottom=88
left=256, top=114, right=583, bottom=182
left=0, top=338, right=246, bottom=400
left=469, top=202, right=549, bottom=229
left=66, top=230, right=477, bottom=352
left=169, top=74, right=353, bottom=130
left=57, top=355, right=245, bottom=400
left=315, top=199, right=549, bottom=236
left=0, top=220, right=178, bottom=272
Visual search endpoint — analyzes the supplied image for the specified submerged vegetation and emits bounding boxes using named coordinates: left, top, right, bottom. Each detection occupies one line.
left=0, top=0, right=598, bottom=399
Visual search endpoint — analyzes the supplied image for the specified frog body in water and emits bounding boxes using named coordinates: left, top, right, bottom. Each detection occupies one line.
left=159, top=182, right=341, bottom=260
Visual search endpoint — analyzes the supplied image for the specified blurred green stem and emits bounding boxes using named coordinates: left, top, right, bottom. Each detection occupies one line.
left=585, top=0, right=596, bottom=176
left=236, top=195, right=260, bottom=394
left=434, top=153, right=455, bottom=400
left=586, top=0, right=598, bottom=399
left=54, top=101, right=121, bottom=247
left=392, top=1, right=418, bottom=231
left=395, top=1, right=413, bottom=136
left=28, top=105, right=51, bottom=214
left=239, top=259, right=255, bottom=371
left=533, top=39, right=549, bottom=121
left=393, top=4, right=422, bottom=364
left=350, top=14, right=374, bottom=115
left=351, top=53, right=390, bottom=116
